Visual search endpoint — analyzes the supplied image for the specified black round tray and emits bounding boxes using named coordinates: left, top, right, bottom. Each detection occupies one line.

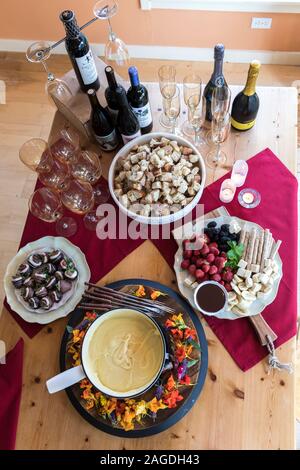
left=60, top=279, right=208, bottom=438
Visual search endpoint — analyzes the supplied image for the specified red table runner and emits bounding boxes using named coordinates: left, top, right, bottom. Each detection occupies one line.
left=4, top=148, right=298, bottom=371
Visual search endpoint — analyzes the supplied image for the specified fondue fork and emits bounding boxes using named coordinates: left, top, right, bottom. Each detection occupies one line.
left=83, top=283, right=176, bottom=314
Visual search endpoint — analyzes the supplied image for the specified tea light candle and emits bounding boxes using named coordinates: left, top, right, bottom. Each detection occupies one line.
left=219, top=179, right=236, bottom=203
left=241, top=191, right=254, bottom=204
left=238, top=188, right=261, bottom=209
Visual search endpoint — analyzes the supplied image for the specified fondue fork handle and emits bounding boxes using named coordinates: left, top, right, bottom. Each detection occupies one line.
left=46, top=365, right=86, bottom=394
left=82, top=293, right=164, bottom=315
left=78, top=302, right=163, bottom=317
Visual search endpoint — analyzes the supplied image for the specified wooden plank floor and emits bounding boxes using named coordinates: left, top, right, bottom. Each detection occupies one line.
left=0, top=51, right=299, bottom=423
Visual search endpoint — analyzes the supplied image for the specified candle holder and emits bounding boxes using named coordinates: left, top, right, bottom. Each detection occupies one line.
left=219, top=179, right=236, bottom=204
left=238, top=188, right=261, bottom=209
left=231, top=160, right=248, bottom=187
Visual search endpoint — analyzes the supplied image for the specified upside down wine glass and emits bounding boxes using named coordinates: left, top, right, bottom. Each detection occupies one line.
left=93, top=0, right=130, bottom=66
left=26, top=41, right=73, bottom=103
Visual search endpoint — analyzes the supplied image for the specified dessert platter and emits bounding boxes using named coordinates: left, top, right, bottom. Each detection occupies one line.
left=4, top=236, right=90, bottom=324
left=59, top=279, right=208, bottom=437
left=109, top=132, right=206, bottom=225
left=174, top=215, right=283, bottom=320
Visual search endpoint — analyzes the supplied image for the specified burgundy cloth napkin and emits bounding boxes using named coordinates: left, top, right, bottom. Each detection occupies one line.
left=0, top=339, right=24, bottom=450
left=5, top=178, right=144, bottom=338
left=153, top=148, right=298, bottom=371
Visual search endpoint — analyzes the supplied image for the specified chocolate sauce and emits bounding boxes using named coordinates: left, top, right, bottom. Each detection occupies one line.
left=196, top=282, right=226, bottom=313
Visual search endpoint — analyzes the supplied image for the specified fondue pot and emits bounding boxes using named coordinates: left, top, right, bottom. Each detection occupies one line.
left=46, top=308, right=167, bottom=399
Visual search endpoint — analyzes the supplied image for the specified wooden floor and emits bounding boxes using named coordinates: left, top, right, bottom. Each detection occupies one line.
left=0, top=51, right=299, bottom=422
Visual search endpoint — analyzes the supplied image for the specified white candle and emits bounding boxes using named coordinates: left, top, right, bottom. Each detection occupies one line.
left=219, top=179, right=236, bottom=203
left=242, top=192, right=254, bottom=204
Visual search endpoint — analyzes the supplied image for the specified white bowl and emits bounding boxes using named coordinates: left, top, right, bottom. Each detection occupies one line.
left=108, top=132, right=206, bottom=225
left=4, top=236, right=91, bottom=324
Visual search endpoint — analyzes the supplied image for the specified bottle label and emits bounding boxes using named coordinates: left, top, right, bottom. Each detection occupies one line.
left=75, top=50, right=98, bottom=85
left=121, top=130, right=141, bottom=144
left=131, top=103, right=152, bottom=128
left=231, top=116, right=255, bottom=131
left=94, top=129, right=119, bottom=151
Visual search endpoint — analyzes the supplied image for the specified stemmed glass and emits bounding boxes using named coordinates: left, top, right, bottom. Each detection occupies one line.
left=188, top=95, right=206, bottom=148
left=29, top=187, right=77, bottom=237
left=93, top=0, right=130, bottom=66
left=19, top=138, right=53, bottom=173
left=162, top=85, right=181, bottom=135
left=26, top=41, right=73, bottom=103
left=182, top=73, right=202, bottom=137
left=60, top=179, right=95, bottom=215
left=158, top=65, right=176, bottom=128
left=206, top=112, right=231, bottom=169
left=48, top=127, right=80, bottom=164
left=206, top=84, right=231, bottom=143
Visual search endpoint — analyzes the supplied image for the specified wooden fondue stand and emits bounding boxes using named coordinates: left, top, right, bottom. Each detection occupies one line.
left=0, top=58, right=297, bottom=450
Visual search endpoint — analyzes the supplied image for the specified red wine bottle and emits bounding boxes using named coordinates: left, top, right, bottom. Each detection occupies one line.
left=116, top=87, right=141, bottom=144
left=87, top=89, right=119, bottom=152
left=60, top=10, right=100, bottom=93
left=127, top=66, right=153, bottom=134
left=203, top=44, right=227, bottom=121
left=104, top=66, right=126, bottom=124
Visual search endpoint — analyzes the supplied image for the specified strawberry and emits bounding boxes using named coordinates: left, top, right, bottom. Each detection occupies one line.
left=195, top=269, right=205, bottom=280
left=208, top=265, right=218, bottom=275
left=224, top=282, right=232, bottom=292
left=211, top=273, right=222, bottom=282
left=188, top=264, right=196, bottom=276
left=202, top=264, right=210, bottom=273
left=183, top=250, right=192, bottom=259
left=200, top=244, right=210, bottom=256
left=181, top=259, right=190, bottom=270
left=206, top=253, right=215, bottom=264
left=209, top=247, right=220, bottom=256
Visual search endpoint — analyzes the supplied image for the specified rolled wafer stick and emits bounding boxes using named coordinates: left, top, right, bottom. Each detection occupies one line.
left=252, top=236, right=259, bottom=265
left=260, top=229, right=270, bottom=270
left=256, top=230, right=265, bottom=266
left=266, top=232, right=273, bottom=259
left=270, top=240, right=282, bottom=260
left=239, top=228, right=246, bottom=246
left=246, top=228, right=257, bottom=264
left=243, top=231, right=250, bottom=262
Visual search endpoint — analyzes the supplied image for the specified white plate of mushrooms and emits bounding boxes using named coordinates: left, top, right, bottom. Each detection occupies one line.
left=174, top=215, right=283, bottom=320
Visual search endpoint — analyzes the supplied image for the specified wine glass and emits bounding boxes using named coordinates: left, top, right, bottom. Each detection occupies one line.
left=49, top=127, right=80, bottom=164
left=19, top=138, right=53, bottom=173
left=188, top=95, right=206, bottom=148
left=93, top=0, right=130, bottom=66
left=38, top=157, right=71, bottom=191
left=60, top=179, right=95, bottom=215
left=70, top=150, right=102, bottom=184
left=206, top=112, right=231, bottom=169
left=162, top=85, right=181, bottom=135
left=158, top=65, right=176, bottom=128
left=29, top=187, right=77, bottom=237
left=26, top=41, right=73, bottom=103
left=182, top=73, right=202, bottom=137
left=92, top=180, right=111, bottom=204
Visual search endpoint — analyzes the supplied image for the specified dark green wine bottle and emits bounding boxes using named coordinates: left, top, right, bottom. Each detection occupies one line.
left=231, top=60, right=261, bottom=131
left=203, top=44, right=227, bottom=121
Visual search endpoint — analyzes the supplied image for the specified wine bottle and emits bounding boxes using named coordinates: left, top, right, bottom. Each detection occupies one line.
left=116, top=87, right=141, bottom=144
left=60, top=10, right=100, bottom=93
left=127, top=66, right=153, bottom=134
left=203, top=44, right=227, bottom=121
left=231, top=60, right=261, bottom=131
left=104, top=66, right=126, bottom=125
left=87, top=89, right=119, bottom=152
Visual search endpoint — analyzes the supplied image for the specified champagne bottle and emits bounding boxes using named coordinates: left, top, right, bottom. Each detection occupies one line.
left=127, top=66, right=153, bottom=134
left=87, top=89, right=119, bottom=152
left=231, top=60, right=261, bottom=131
left=104, top=66, right=126, bottom=125
left=203, top=44, right=227, bottom=121
left=116, top=87, right=141, bottom=144
left=60, top=10, right=100, bottom=92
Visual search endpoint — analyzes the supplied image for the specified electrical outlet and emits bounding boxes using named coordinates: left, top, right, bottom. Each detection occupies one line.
left=251, top=17, right=272, bottom=29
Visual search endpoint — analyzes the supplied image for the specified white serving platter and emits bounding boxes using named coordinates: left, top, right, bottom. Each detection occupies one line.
left=173, top=215, right=283, bottom=320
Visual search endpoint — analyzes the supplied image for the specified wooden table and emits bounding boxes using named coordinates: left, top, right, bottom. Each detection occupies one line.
left=0, top=79, right=297, bottom=450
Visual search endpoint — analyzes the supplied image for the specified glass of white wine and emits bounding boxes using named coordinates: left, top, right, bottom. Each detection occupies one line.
left=162, top=85, right=181, bottom=135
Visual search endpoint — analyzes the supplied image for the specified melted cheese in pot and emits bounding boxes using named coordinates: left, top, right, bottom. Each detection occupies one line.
left=88, top=311, right=164, bottom=393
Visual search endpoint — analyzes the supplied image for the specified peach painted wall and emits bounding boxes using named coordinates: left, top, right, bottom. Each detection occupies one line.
left=1, top=0, right=300, bottom=51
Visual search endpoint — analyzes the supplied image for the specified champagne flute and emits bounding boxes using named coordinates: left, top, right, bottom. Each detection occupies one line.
left=162, top=85, right=181, bottom=135
left=182, top=73, right=202, bottom=137
left=29, top=187, right=77, bottom=237
left=188, top=95, right=206, bottom=148
left=93, top=0, right=130, bottom=66
left=158, top=65, right=176, bottom=128
left=207, top=84, right=231, bottom=143
left=206, top=112, right=231, bottom=169
left=26, top=41, right=73, bottom=103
